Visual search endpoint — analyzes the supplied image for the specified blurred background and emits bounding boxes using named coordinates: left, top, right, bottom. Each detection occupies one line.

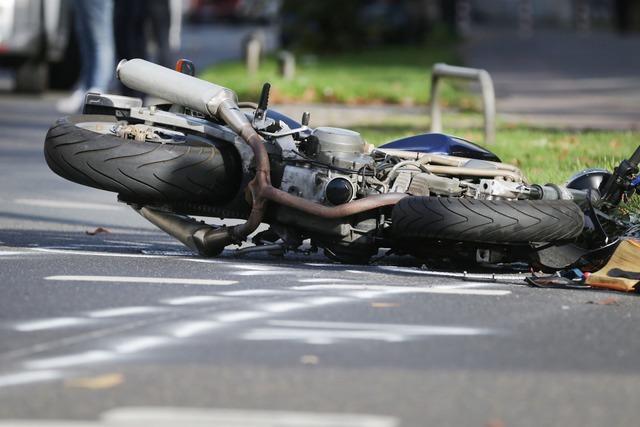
left=1, top=0, right=639, bottom=184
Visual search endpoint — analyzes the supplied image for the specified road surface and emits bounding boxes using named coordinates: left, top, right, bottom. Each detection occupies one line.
left=1, top=28, right=640, bottom=427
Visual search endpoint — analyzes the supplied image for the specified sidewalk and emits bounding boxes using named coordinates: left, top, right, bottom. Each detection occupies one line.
left=462, top=29, right=640, bottom=130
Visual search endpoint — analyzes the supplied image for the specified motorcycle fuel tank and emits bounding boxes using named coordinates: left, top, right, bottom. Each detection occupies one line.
left=379, top=132, right=501, bottom=162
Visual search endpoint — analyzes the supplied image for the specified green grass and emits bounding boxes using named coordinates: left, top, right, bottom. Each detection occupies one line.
left=201, top=44, right=470, bottom=107
left=352, top=122, right=640, bottom=186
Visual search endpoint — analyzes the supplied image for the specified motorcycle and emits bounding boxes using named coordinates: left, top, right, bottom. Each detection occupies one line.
left=44, top=58, right=640, bottom=270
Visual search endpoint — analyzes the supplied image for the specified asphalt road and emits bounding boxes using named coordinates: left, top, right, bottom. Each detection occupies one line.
left=1, top=46, right=640, bottom=427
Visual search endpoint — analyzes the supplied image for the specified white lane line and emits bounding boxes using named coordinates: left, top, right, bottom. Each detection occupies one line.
left=0, top=251, right=29, bottom=256
left=161, top=295, right=224, bottom=305
left=25, top=351, right=114, bottom=369
left=86, top=306, right=163, bottom=318
left=231, top=270, right=294, bottom=276
left=32, top=248, right=172, bottom=259
left=102, top=407, right=399, bottom=427
left=0, top=370, right=61, bottom=388
left=13, top=198, right=123, bottom=211
left=291, top=284, right=511, bottom=296
left=298, top=278, right=362, bottom=283
left=182, top=258, right=227, bottom=264
left=45, top=275, right=237, bottom=286
left=13, top=317, right=89, bottom=332
left=170, top=321, right=221, bottom=338
left=113, top=336, right=169, bottom=354
left=220, top=289, right=291, bottom=297
left=103, top=240, right=152, bottom=247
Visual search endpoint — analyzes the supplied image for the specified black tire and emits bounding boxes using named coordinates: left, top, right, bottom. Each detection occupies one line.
left=15, top=60, right=48, bottom=93
left=44, top=115, right=241, bottom=203
left=392, top=196, right=584, bottom=244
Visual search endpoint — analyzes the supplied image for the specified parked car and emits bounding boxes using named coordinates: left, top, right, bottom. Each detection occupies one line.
left=0, top=0, right=76, bottom=93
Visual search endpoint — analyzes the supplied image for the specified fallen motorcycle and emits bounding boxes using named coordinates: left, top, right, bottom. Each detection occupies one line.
left=44, top=59, right=640, bottom=270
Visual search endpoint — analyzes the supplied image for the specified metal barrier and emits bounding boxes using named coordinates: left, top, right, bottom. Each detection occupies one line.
left=429, top=63, right=496, bottom=145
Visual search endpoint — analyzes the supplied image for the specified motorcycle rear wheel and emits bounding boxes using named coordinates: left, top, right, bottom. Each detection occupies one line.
left=44, top=115, right=241, bottom=203
left=392, top=196, right=584, bottom=244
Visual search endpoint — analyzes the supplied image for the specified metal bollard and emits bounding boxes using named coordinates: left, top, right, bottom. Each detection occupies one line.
left=278, top=51, right=296, bottom=80
left=243, top=31, right=264, bottom=75
left=428, top=63, right=496, bottom=145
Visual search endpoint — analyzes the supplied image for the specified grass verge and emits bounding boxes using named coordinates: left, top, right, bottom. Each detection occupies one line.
left=200, top=44, right=470, bottom=107
left=352, top=122, right=640, bottom=186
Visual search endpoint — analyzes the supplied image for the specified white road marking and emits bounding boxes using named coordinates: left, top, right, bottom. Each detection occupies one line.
left=103, top=240, right=152, bottom=247
left=260, top=301, right=312, bottom=313
left=215, top=311, right=267, bottom=322
left=161, top=295, right=224, bottom=305
left=231, top=270, right=294, bottom=276
left=86, top=306, right=163, bottom=318
left=182, top=258, right=226, bottom=264
left=220, top=289, right=291, bottom=297
left=32, top=248, right=172, bottom=259
left=243, top=320, right=495, bottom=344
left=113, top=336, right=169, bottom=354
left=291, top=284, right=511, bottom=296
left=304, top=262, right=339, bottom=267
left=14, top=317, right=89, bottom=332
left=102, top=407, right=400, bottom=427
left=0, top=251, right=28, bottom=256
left=170, top=321, right=221, bottom=338
left=0, top=370, right=61, bottom=388
left=45, top=275, right=237, bottom=286
left=13, top=198, right=123, bottom=211
left=25, top=351, right=114, bottom=369
left=298, top=278, right=362, bottom=283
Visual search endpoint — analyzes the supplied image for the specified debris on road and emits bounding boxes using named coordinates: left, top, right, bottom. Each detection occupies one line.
left=86, top=227, right=111, bottom=236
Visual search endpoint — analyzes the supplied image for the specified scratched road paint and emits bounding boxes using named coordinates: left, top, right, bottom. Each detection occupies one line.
left=243, top=320, right=495, bottom=344
left=45, top=275, right=237, bottom=286
left=291, top=284, right=511, bottom=296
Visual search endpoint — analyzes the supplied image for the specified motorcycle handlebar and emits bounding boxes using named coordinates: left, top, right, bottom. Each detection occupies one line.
left=116, top=58, right=238, bottom=117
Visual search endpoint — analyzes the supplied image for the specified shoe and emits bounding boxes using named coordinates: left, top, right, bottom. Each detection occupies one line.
left=56, top=88, right=87, bottom=114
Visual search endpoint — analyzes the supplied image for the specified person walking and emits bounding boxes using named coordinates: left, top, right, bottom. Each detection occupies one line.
left=57, top=0, right=115, bottom=113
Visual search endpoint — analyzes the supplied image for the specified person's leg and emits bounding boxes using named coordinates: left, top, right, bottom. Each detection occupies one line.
left=148, top=0, right=171, bottom=67
left=84, top=0, right=115, bottom=91
left=72, top=0, right=91, bottom=90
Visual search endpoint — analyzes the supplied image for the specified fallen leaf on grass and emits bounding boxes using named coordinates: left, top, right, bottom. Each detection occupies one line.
left=370, top=302, right=400, bottom=308
left=586, top=297, right=621, bottom=306
left=65, top=373, right=124, bottom=389
left=86, top=227, right=111, bottom=236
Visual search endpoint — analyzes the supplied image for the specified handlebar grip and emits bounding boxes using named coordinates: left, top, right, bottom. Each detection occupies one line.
left=116, top=58, right=237, bottom=117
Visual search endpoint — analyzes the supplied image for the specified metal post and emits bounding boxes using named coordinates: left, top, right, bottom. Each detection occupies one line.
left=278, top=51, right=296, bottom=80
left=429, top=63, right=496, bottom=145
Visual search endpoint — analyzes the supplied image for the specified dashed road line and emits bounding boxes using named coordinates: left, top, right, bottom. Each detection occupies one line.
left=45, top=275, right=237, bottom=286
